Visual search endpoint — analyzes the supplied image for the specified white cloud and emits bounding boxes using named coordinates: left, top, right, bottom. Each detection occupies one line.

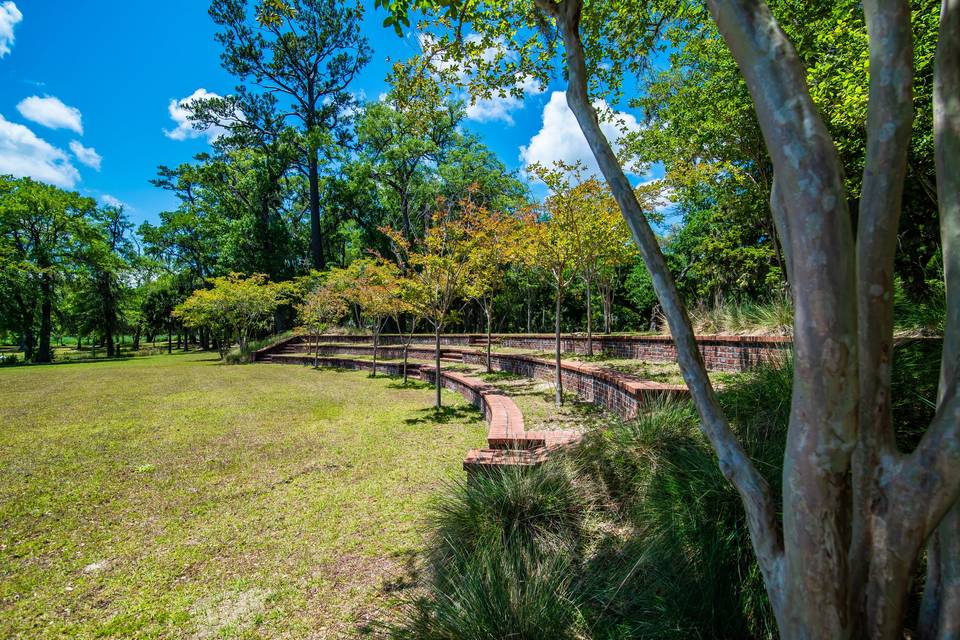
left=0, top=1, right=22, bottom=58
left=520, top=91, right=643, bottom=179
left=0, top=114, right=80, bottom=188
left=16, top=95, right=83, bottom=134
left=99, top=194, right=124, bottom=208
left=164, top=88, right=225, bottom=141
left=69, top=140, right=101, bottom=170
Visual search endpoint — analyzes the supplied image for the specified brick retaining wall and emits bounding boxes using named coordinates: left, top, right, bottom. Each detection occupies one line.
left=300, top=333, right=791, bottom=372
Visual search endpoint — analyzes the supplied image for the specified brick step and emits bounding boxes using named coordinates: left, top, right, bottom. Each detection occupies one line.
left=463, top=447, right=550, bottom=471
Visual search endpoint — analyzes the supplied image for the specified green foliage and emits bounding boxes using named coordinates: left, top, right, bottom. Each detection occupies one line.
left=174, top=273, right=285, bottom=359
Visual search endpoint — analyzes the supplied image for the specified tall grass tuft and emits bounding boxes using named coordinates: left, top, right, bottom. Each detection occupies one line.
left=395, top=463, right=590, bottom=639
left=685, top=295, right=793, bottom=336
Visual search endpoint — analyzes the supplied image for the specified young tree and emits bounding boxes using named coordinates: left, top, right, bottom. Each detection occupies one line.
left=174, top=273, right=282, bottom=359
left=381, top=0, right=960, bottom=635
left=329, top=257, right=401, bottom=377
left=525, top=162, right=584, bottom=407
left=462, top=197, right=524, bottom=372
left=384, top=207, right=474, bottom=408
left=203, top=0, right=371, bottom=269
left=296, top=280, right=348, bottom=368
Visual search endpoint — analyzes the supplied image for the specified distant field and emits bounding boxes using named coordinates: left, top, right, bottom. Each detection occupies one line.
left=0, top=353, right=486, bottom=638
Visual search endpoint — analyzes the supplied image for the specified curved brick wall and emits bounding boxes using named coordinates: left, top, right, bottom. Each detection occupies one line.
left=281, top=332, right=792, bottom=372
left=260, top=337, right=689, bottom=422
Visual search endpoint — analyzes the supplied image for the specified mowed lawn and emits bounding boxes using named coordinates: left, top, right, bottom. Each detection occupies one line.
left=0, top=353, right=486, bottom=639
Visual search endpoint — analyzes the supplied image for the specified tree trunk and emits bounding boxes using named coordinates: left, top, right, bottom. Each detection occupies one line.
left=308, top=152, right=325, bottom=270
left=105, top=322, right=115, bottom=358
left=921, top=0, right=960, bottom=633
left=132, top=326, right=141, bottom=351
left=485, top=302, right=493, bottom=374
left=372, top=325, right=379, bottom=378
left=167, top=330, right=172, bottom=355
left=402, top=343, right=409, bottom=384
left=585, top=276, right=593, bottom=356
left=37, top=272, right=53, bottom=363
left=554, top=286, right=563, bottom=407
left=434, top=325, right=442, bottom=409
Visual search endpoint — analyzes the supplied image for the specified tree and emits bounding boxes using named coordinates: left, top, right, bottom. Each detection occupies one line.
left=329, top=258, right=401, bottom=377
left=204, top=0, right=371, bottom=269
left=525, top=162, right=584, bottom=407
left=174, top=273, right=283, bottom=359
left=462, top=198, right=524, bottom=372
left=0, top=177, right=96, bottom=363
left=355, top=63, right=463, bottom=241
left=381, top=0, right=960, bottom=635
left=296, top=278, right=348, bottom=368
left=80, top=205, right=136, bottom=357
left=384, top=207, right=474, bottom=408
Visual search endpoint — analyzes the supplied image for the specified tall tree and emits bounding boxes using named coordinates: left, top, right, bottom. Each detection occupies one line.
left=0, top=178, right=96, bottom=363
left=206, top=0, right=371, bottom=269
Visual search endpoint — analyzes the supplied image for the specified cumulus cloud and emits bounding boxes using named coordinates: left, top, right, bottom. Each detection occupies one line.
left=164, top=88, right=225, bottom=141
left=0, top=1, right=22, bottom=58
left=0, top=114, right=80, bottom=188
left=69, top=140, right=101, bottom=170
left=99, top=194, right=125, bottom=208
left=520, top=91, right=643, bottom=178
left=16, top=95, right=83, bottom=134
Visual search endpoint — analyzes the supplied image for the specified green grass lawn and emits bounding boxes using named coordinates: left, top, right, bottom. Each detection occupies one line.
left=0, top=352, right=486, bottom=639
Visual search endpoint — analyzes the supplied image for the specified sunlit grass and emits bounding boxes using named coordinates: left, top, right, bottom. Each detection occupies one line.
left=0, top=352, right=485, bottom=638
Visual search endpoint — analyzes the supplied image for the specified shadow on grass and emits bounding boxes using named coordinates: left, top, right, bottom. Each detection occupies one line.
left=403, top=404, right=483, bottom=426
left=387, top=378, right=432, bottom=391
left=3, top=350, right=211, bottom=368
left=355, top=550, right=422, bottom=638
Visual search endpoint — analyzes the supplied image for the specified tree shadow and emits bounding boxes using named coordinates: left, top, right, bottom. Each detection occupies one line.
left=386, top=379, right=432, bottom=391
left=403, top=404, right=483, bottom=425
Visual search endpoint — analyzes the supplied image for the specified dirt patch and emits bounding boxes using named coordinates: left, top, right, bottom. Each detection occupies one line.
left=190, top=587, right=269, bottom=639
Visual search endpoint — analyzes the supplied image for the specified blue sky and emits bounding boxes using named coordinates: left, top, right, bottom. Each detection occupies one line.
left=0, top=0, right=656, bottom=226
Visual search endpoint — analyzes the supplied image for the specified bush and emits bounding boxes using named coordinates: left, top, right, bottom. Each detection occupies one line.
left=0, top=353, right=19, bottom=366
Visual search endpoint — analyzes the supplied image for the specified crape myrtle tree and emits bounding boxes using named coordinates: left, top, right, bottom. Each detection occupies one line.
left=525, top=162, right=585, bottom=407
left=328, top=257, right=402, bottom=377
left=379, top=0, right=960, bottom=637
left=203, top=0, right=371, bottom=269
left=462, top=195, right=525, bottom=372
left=384, top=206, right=474, bottom=409
left=296, top=278, right=348, bottom=368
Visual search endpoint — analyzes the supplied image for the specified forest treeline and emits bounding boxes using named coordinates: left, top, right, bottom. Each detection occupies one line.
left=0, top=0, right=944, bottom=364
